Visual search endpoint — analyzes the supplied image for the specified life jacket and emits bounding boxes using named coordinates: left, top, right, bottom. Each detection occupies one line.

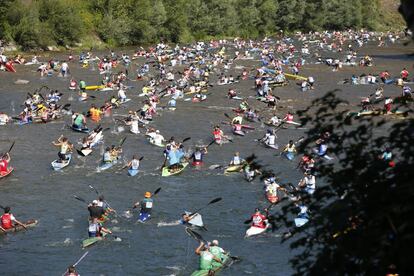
left=0, top=159, right=9, bottom=172
left=213, top=130, right=222, bottom=141
left=1, top=213, right=12, bottom=229
left=90, top=108, right=101, bottom=122
left=285, top=114, right=293, bottom=122
left=252, top=214, right=267, bottom=228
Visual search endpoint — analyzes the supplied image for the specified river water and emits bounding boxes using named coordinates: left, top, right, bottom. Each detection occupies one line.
left=0, top=41, right=412, bottom=275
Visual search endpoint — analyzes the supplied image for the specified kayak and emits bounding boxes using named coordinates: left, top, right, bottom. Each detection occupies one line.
left=71, top=125, right=90, bottom=133
left=284, top=121, right=301, bottom=126
left=348, top=110, right=406, bottom=117
left=294, top=217, right=309, bottom=227
left=0, top=167, right=14, bottom=179
left=284, top=152, right=295, bottom=160
left=0, top=219, right=38, bottom=235
left=224, top=164, right=244, bottom=173
left=192, top=161, right=203, bottom=167
left=82, top=232, right=108, bottom=248
left=161, top=162, right=189, bottom=177
left=233, top=130, right=245, bottom=136
left=264, top=143, right=278, bottom=150
left=98, top=160, right=117, bottom=171
left=284, top=73, right=307, bottom=81
left=85, top=85, right=105, bottom=90
left=184, top=212, right=204, bottom=228
left=128, top=168, right=139, bottom=176
left=51, top=154, right=72, bottom=171
left=266, top=192, right=279, bottom=204
left=245, top=225, right=270, bottom=238
left=191, top=253, right=232, bottom=276
left=138, top=212, right=151, bottom=223
left=77, top=148, right=93, bottom=157
left=148, top=138, right=165, bottom=148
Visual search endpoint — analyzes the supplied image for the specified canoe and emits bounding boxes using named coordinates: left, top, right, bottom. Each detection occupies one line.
left=266, top=192, right=279, bottom=204
left=98, top=160, right=117, bottom=171
left=233, top=130, right=245, bottom=136
left=128, top=168, right=139, bottom=176
left=224, top=164, right=244, bottom=173
left=82, top=232, right=108, bottom=248
left=284, top=73, right=307, bottom=81
left=191, top=253, right=232, bottom=276
left=71, top=125, right=90, bottom=133
left=51, top=154, right=72, bottom=170
left=161, top=162, right=189, bottom=177
left=245, top=225, right=269, bottom=237
left=0, top=167, right=14, bottom=179
left=0, top=219, right=38, bottom=235
left=85, top=85, right=105, bottom=90
left=138, top=212, right=151, bottom=223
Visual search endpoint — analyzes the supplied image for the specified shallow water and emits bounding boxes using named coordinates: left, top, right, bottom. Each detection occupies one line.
left=0, top=41, right=412, bottom=275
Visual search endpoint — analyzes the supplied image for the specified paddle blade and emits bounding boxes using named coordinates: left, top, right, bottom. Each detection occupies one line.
left=153, top=187, right=161, bottom=195
left=182, top=137, right=191, bottom=143
left=244, top=218, right=252, bottom=224
left=209, top=197, right=222, bottom=205
left=139, top=156, right=144, bottom=161
left=7, top=141, right=15, bottom=153
left=74, top=195, right=87, bottom=203
left=76, top=149, right=85, bottom=156
left=224, top=113, right=231, bottom=119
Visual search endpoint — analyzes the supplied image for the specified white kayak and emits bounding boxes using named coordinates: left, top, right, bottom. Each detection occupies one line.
left=185, top=211, right=204, bottom=228
left=51, top=154, right=72, bottom=170
left=245, top=225, right=269, bottom=238
left=264, top=143, right=278, bottom=150
left=294, top=217, right=309, bottom=227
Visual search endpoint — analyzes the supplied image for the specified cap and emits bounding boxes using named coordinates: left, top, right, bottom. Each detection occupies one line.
left=145, top=192, right=151, bottom=198
left=92, top=200, right=98, bottom=205
left=212, top=240, right=219, bottom=246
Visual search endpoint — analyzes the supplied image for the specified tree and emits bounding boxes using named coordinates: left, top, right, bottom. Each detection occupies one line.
left=273, top=91, right=413, bottom=275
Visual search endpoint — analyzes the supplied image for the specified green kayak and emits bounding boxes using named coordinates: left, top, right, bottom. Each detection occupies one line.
left=82, top=232, right=108, bottom=248
left=191, top=254, right=232, bottom=276
left=161, top=162, right=189, bottom=177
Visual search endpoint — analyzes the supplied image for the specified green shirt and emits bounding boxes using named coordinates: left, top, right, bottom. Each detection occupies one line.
left=199, top=251, right=213, bottom=270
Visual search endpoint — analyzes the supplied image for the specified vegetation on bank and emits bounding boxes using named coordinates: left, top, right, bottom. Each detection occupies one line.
left=0, top=0, right=405, bottom=51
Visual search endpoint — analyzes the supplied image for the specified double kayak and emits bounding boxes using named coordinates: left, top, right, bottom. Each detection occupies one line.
left=0, top=167, right=14, bottom=179
left=82, top=232, right=108, bottom=248
left=0, top=219, right=38, bottom=234
left=161, top=162, right=189, bottom=177
left=98, top=160, right=118, bottom=171
left=51, top=154, right=72, bottom=170
left=191, top=253, right=233, bottom=276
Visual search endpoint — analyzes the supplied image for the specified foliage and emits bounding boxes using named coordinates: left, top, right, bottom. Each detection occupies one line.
left=0, top=0, right=406, bottom=49
left=273, top=91, right=414, bottom=275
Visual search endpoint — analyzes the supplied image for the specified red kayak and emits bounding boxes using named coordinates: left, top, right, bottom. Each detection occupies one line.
left=4, top=61, right=16, bottom=73
left=0, top=167, right=13, bottom=179
left=266, top=192, right=279, bottom=204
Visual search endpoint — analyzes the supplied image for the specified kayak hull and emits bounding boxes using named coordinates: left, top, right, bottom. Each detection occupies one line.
left=51, top=154, right=72, bottom=170
left=0, top=167, right=14, bottom=179
left=98, top=160, right=117, bottom=171
left=138, top=212, right=151, bottom=223
left=224, top=164, right=244, bottom=173
left=0, top=219, right=38, bottom=235
left=245, top=225, right=269, bottom=237
left=71, top=125, right=90, bottom=133
left=191, top=253, right=232, bottom=276
left=128, top=169, right=139, bottom=176
left=82, top=232, right=108, bottom=248
left=162, top=162, right=189, bottom=177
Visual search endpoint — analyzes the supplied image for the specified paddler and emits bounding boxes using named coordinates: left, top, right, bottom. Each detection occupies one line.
left=250, top=208, right=269, bottom=230
left=282, top=140, right=297, bottom=160
left=229, top=152, right=244, bottom=166
left=127, top=155, right=141, bottom=171
left=133, top=192, right=154, bottom=222
left=384, top=97, right=393, bottom=114
left=212, top=125, right=225, bottom=145
left=78, top=90, right=88, bottom=101
left=89, top=104, right=102, bottom=122
left=283, top=112, right=294, bottom=124
left=79, top=80, right=86, bottom=92
left=64, top=266, right=79, bottom=276
left=298, top=171, right=316, bottom=195
left=88, top=217, right=112, bottom=237
left=260, top=129, right=277, bottom=148
left=151, top=130, right=165, bottom=146
left=400, top=67, right=409, bottom=81
left=72, top=112, right=87, bottom=129
left=194, top=241, right=222, bottom=272
left=88, top=200, right=105, bottom=220
left=231, top=113, right=243, bottom=125
left=166, top=145, right=185, bottom=171
left=52, top=136, right=73, bottom=162
left=0, top=206, right=27, bottom=232
left=0, top=152, right=11, bottom=175
left=209, top=240, right=227, bottom=267
left=191, top=147, right=207, bottom=166
left=97, top=196, right=114, bottom=214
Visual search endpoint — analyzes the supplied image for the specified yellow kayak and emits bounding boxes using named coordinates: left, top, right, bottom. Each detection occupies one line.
left=284, top=73, right=308, bottom=81
left=224, top=164, right=244, bottom=173
left=85, top=85, right=105, bottom=90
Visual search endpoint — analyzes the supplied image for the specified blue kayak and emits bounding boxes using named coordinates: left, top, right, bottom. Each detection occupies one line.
left=128, top=168, right=139, bottom=176
left=138, top=212, right=151, bottom=223
left=284, top=152, right=295, bottom=160
left=71, top=125, right=90, bottom=133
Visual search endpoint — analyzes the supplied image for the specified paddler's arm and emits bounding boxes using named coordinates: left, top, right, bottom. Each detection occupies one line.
left=0, top=226, right=6, bottom=233
left=14, top=219, right=27, bottom=230
left=101, top=227, right=112, bottom=235
left=195, top=242, right=204, bottom=255
left=212, top=255, right=222, bottom=263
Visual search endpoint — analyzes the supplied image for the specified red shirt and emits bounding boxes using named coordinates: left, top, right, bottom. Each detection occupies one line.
left=0, top=159, right=8, bottom=173
left=252, top=214, right=267, bottom=228
left=1, top=213, right=12, bottom=229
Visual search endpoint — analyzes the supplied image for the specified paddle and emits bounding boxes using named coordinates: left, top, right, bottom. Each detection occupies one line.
left=74, top=195, right=88, bottom=204
left=119, top=137, right=127, bottom=147
left=205, top=139, right=216, bottom=149
left=61, top=251, right=89, bottom=276
left=189, top=198, right=222, bottom=216
left=6, top=141, right=15, bottom=154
